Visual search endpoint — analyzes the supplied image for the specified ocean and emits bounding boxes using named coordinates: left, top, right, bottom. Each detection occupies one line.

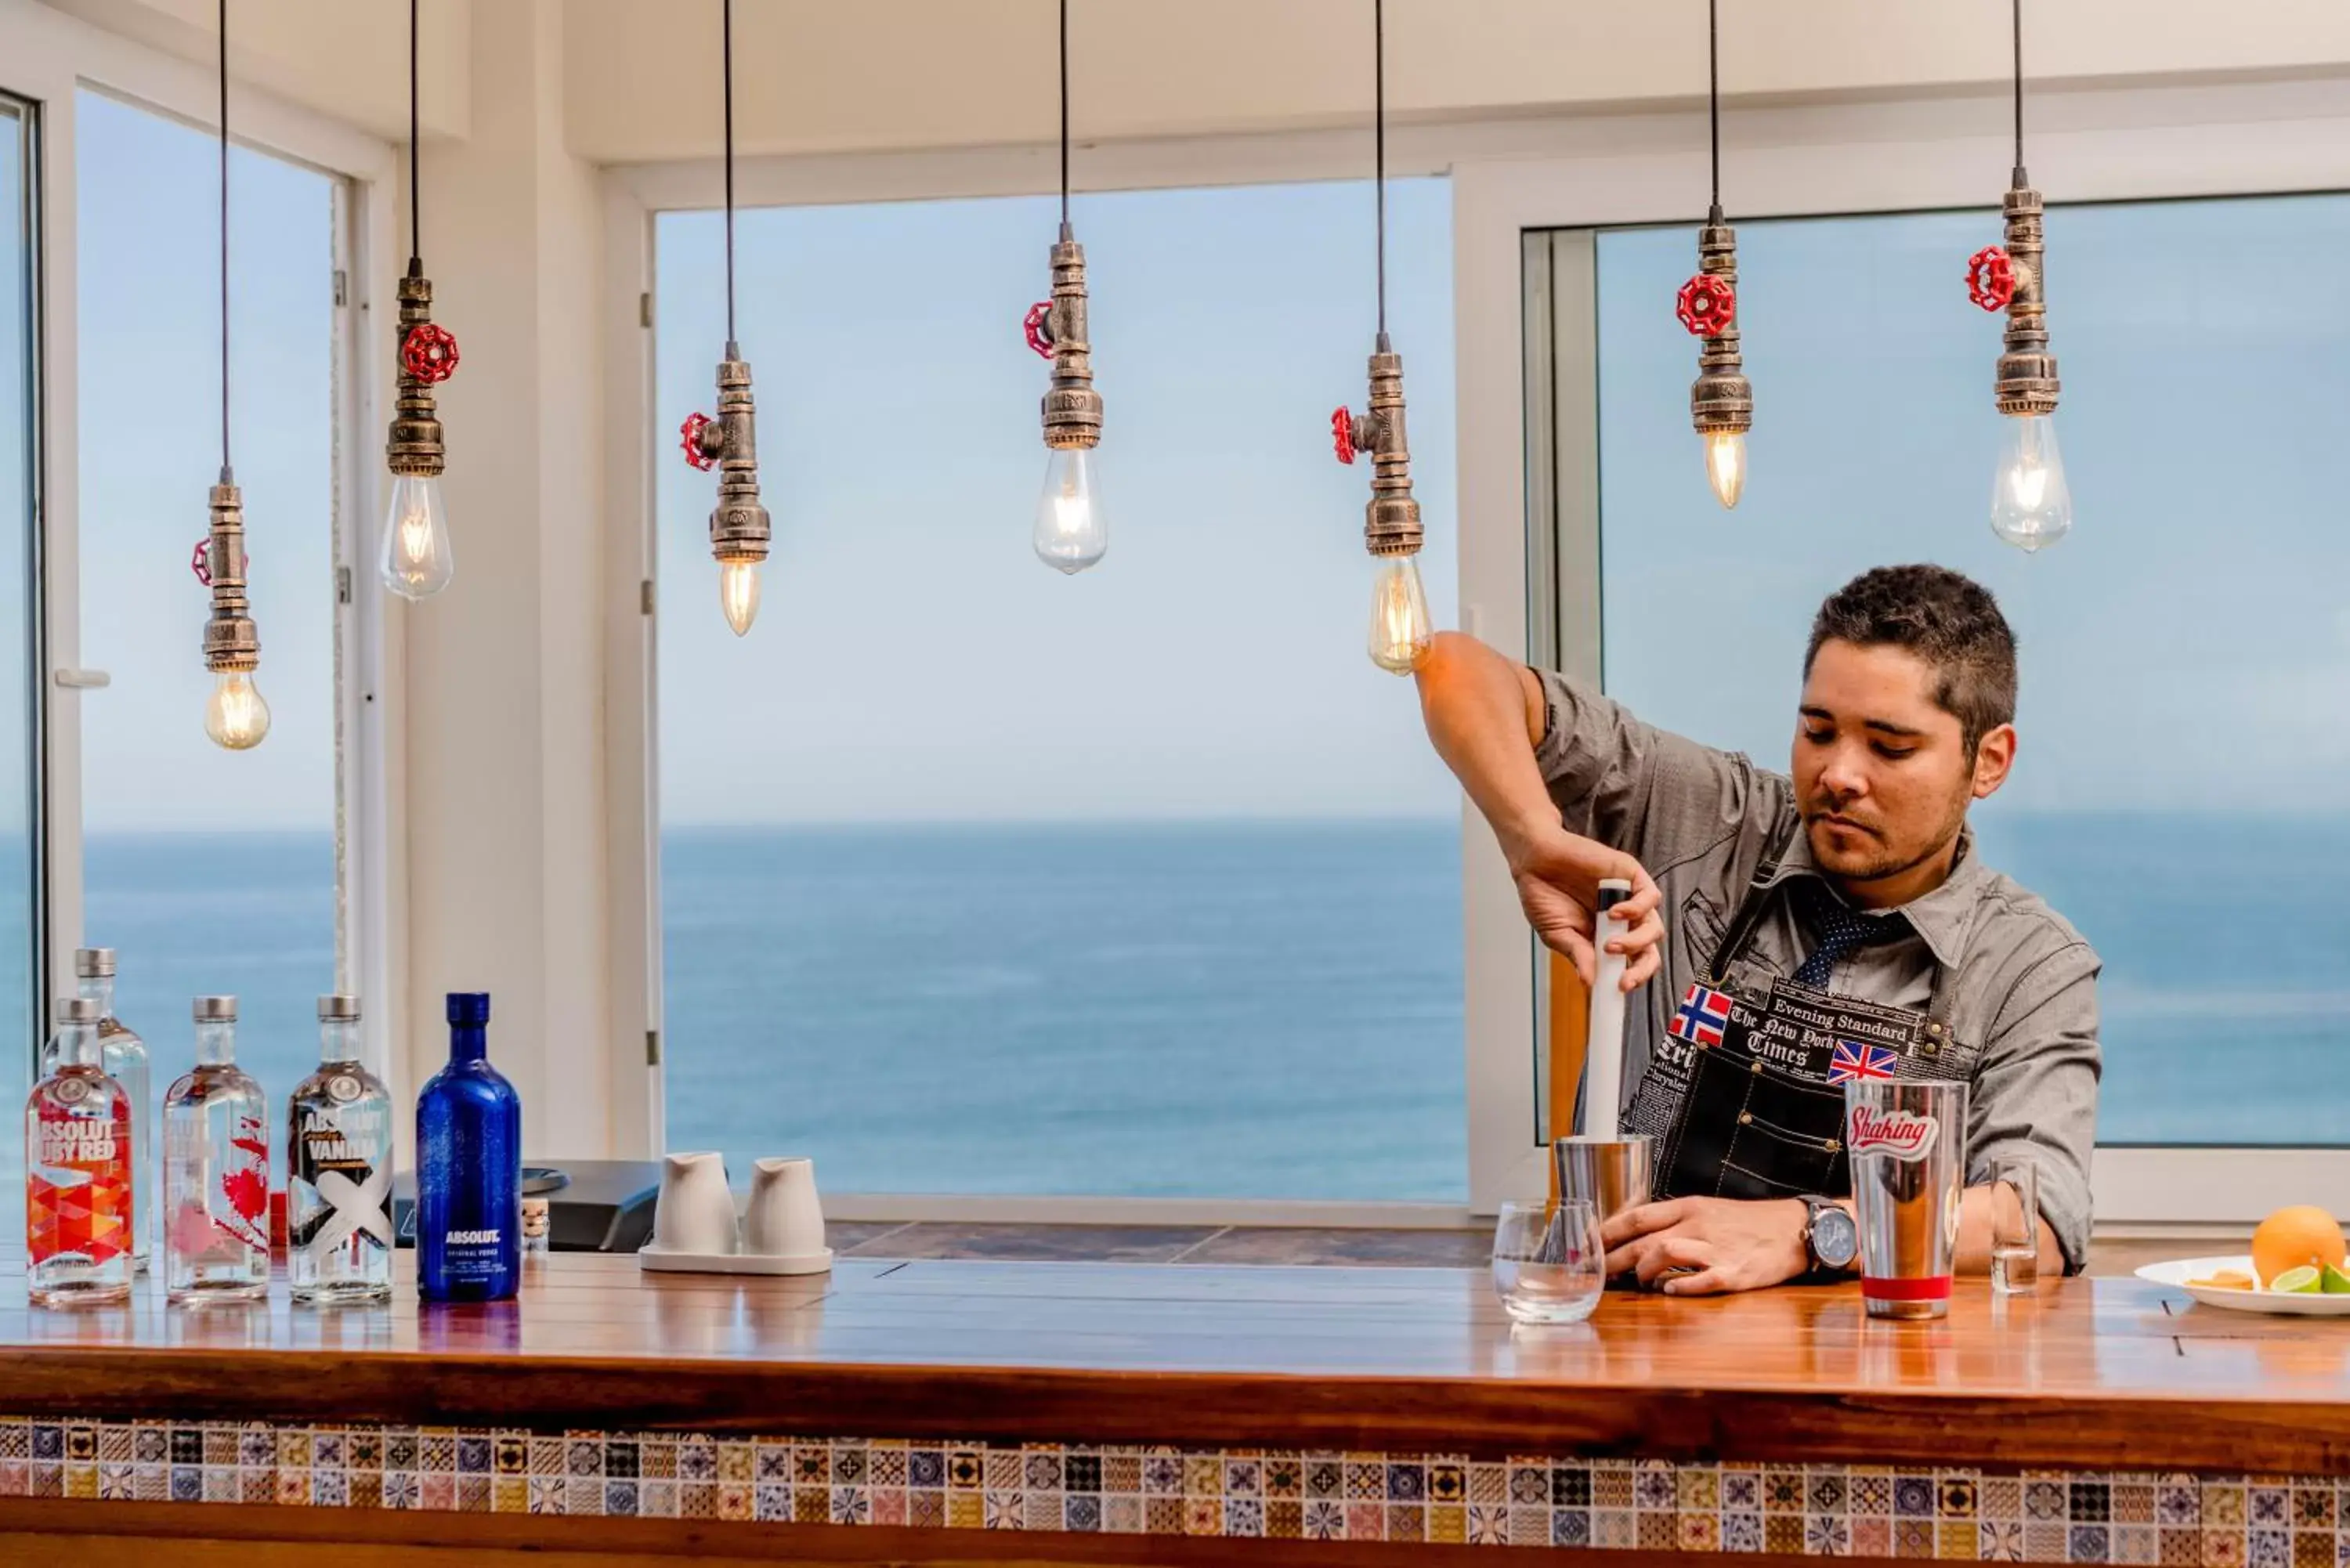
left=5, top=814, right=2340, bottom=1212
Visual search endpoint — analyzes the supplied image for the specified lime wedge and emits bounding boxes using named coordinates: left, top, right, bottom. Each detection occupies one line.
left=2270, top=1264, right=2323, bottom=1294
left=2323, top=1263, right=2350, bottom=1295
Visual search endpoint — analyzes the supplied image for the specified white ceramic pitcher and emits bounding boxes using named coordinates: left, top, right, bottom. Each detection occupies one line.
left=651, top=1151, right=738, bottom=1255
left=744, top=1156, right=825, bottom=1258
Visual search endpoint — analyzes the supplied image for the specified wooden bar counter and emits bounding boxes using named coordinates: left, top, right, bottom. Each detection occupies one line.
left=0, top=1251, right=2342, bottom=1566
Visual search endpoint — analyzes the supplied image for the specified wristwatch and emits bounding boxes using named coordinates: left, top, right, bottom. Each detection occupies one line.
left=1800, top=1195, right=1860, bottom=1274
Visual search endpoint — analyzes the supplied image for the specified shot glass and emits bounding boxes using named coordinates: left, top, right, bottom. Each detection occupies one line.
left=1491, top=1200, right=1604, bottom=1326
left=1989, top=1156, right=2039, bottom=1296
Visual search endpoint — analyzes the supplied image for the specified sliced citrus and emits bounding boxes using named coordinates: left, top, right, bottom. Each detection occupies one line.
left=2269, top=1264, right=2323, bottom=1294
left=2188, top=1270, right=2254, bottom=1290
left=2325, top=1263, right=2350, bottom=1295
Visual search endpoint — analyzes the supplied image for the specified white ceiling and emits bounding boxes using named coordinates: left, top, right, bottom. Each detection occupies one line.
left=37, top=0, right=2350, bottom=164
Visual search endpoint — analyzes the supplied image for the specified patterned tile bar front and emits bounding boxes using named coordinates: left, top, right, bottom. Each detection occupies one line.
left=1, top=1416, right=2344, bottom=1560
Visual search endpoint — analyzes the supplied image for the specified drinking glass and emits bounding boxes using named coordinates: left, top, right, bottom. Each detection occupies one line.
left=1989, top=1156, right=2039, bottom=1296
left=1491, top=1200, right=1604, bottom=1325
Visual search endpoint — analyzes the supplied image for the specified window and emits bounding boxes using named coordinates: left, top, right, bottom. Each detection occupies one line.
left=0, top=93, right=38, bottom=1176
left=74, top=90, right=341, bottom=1143
left=653, top=179, right=1463, bottom=1198
left=1577, top=193, right=2350, bottom=1147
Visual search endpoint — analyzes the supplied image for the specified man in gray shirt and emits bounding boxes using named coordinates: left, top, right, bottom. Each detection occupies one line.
left=1416, top=564, right=2099, bottom=1293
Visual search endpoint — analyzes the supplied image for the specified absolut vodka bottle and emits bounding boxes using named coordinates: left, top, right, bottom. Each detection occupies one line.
left=287, top=995, right=393, bottom=1305
left=76, top=948, right=151, bottom=1276
left=162, top=995, right=271, bottom=1304
left=25, top=998, right=134, bottom=1307
left=416, top=992, right=521, bottom=1302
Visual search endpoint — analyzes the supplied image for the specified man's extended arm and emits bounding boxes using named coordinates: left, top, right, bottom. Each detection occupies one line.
left=1415, top=632, right=1664, bottom=987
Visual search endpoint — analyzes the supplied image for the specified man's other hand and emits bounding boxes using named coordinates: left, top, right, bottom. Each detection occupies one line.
left=1601, top=1198, right=1810, bottom=1295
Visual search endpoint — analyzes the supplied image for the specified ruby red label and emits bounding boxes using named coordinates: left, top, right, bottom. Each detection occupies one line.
left=1847, top=1104, right=1939, bottom=1161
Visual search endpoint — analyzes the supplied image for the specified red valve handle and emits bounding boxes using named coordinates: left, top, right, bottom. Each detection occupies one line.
left=680, top=411, right=718, bottom=471
left=402, top=322, right=461, bottom=384
left=1967, top=246, right=2016, bottom=312
left=1675, top=274, right=1737, bottom=337
left=1331, top=406, right=1358, bottom=465
left=190, top=540, right=212, bottom=587
left=1024, top=301, right=1054, bottom=359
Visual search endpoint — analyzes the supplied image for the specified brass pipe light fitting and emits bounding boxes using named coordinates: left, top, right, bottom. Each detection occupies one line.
left=1679, top=208, right=1752, bottom=507
left=1028, top=226, right=1104, bottom=453
left=682, top=348, right=771, bottom=567
left=387, top=261, right=457, bottom=482
left=1969, top=175, right=2059, bottom=416
left=1330, top=334, right=1423, bottom=559
left=198, top=475, right=258, bottom=677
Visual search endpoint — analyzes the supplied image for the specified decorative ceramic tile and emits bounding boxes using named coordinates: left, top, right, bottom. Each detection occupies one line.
left=0, top=1414, right=2340, bottom=1563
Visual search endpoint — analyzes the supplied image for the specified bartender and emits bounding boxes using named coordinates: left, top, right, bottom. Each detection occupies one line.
left=1416, top=564, right=2099, bottom=1293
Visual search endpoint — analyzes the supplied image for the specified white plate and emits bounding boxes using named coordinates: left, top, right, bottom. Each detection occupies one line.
left=2135, top=1254, right=2350, bottom=1316
left=638, top=1245, right=833, bottom=1277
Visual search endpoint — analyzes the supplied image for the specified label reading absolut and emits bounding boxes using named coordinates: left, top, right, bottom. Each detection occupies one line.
left=38, top=1124, right=118, bottom=1165
left=296, top=1103, right=386, bottom=1174
left=438, top=1225, right=507, bottom=1279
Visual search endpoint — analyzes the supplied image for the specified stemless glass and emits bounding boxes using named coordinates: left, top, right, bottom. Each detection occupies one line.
left=1989, top=1156, right=2039, bottom=1296
left=1491, top=1199, right=1604, bottom=1325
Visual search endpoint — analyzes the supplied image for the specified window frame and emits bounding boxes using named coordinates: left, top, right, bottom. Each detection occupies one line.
left=1477, top=77, right=2350, bottom=1226
left=0, top=10, right=401, bottom=1112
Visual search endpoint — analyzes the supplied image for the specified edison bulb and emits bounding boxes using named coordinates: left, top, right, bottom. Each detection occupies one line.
left=378, top=474, right=454, bottom=600
left=718, top=558, right=761, bottom=637
left=1704, top=430, right=1746, bottom=509
left=1033, top=446, right=1107, bottom=574
left=1989, top=413, right=2073, bottom=553
left=1368, top=555, right=1433, bottom=675
left=204, top=670, right=271, bottom=751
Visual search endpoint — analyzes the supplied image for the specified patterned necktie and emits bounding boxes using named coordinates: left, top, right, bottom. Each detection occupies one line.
left=1789, top=877, right=1898, bottom=991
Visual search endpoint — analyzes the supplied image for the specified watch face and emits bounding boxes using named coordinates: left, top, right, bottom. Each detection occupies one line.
left=1814, top=1206, right=1860, bottom=1269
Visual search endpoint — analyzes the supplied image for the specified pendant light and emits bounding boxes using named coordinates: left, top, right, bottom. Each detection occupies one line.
left=1025, top=0, right=1107, bottom=575
left=1972, top=0, right=2070, bottom=552
left=1330, top=0, right=1430, bottom=677
left=1680, top=0, right=1751, bottom=510
left=197, top=0, right=268, bottom=750
left=381, top=0, right=459, bottom=600
left=679, top=0, right=772, bottom=636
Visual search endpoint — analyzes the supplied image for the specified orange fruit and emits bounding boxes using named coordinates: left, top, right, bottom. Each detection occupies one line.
left=2251, top=1205, right=2347, bottom=1288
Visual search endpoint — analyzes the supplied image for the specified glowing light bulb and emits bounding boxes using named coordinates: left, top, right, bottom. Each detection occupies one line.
left=378, top=474, right=454, bottom=600
left=1033, top=446, right=1106, bottom=574
left=718, top=558, right=761, bottom=637
left=1368, top=555, right=1432, bottom=675
left=204, top=670, right=271, bottom=751
left=1989, top=413, right=2072, bottom=553
left=1704, top=431, right=1746, bottom=509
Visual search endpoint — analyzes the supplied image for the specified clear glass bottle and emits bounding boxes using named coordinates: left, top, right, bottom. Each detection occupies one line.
left=26, top=998, right=134, bottom=1306
left=75, top=948, right=150, bottom=1275
left=287, top=995, right=394, bottom=1305
left=417, top=992, right=521, bottom=1302
left=162, top=995, right=270, bottom=1304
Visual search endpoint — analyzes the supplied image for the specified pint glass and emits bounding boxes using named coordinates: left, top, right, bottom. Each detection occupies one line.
left=1845, top=1079, right=1968, bottom=1321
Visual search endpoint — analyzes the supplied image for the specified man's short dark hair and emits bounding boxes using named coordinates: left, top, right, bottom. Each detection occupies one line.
left=1805, top=565, right=2016, bottom=756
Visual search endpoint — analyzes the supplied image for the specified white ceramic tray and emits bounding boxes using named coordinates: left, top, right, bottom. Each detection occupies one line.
left=637, top=1245, right=833, bottom=1277
left=2135, top=1254, right=2350, bottom=1317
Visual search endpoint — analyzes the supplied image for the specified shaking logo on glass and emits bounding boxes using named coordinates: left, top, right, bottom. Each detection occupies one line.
left=1416, top=564, right=2100, bottom=1294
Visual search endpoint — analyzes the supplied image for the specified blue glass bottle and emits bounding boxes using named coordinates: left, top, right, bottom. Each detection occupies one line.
left=416, top=992, right=521, bottom=1302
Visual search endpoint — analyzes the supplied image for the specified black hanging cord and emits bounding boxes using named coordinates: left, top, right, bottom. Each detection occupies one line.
left=1058, top=0, right=1070, bottom=235
left=218, top=0, right=231, bottom=479
left=1707, top=0, right=1721, bottom=216
left=2011, top=0, right=2026, bottom=178
left=723, top=0, right=737, bottom=351
left=1373, top=0, right=1386, bottom=341
left=408, top=0, right=420, bottom=266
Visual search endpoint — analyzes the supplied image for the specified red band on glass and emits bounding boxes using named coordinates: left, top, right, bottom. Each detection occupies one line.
left=1861, top=1274, right=1954, bottom=1302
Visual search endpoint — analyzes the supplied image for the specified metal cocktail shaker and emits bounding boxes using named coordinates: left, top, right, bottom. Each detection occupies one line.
left=1552, top=1135, right=1652, bottom=1226
left=1846, top=1079, right=1968, bottom=1320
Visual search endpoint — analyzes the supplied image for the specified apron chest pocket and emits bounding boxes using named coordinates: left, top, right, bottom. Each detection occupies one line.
left=1661, top=1048, right=1850, bottom=1202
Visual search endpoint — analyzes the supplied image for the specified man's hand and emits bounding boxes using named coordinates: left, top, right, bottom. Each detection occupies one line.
left=1601, top=1198, right=1810, bottom=1295
left=1503, top=822, right=1666, bottom=990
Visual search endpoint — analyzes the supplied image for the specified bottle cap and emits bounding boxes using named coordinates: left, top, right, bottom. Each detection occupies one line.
left=193, top=995, right=238, bottom=1023
left=53, top=997, right=101, bottom=1024
left=73, top=948, right=117, bottom=978
left=317, top=995, right=361, bottom=1023
left=446, top=992, right=491, bottom=1026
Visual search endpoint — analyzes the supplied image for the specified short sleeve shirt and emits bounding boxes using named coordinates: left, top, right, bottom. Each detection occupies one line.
left=1533, top=669, right=2103, bottom=1270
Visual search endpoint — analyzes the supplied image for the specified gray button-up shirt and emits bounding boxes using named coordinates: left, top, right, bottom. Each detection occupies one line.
left=1534, top=670, right=2102, bottom=1269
